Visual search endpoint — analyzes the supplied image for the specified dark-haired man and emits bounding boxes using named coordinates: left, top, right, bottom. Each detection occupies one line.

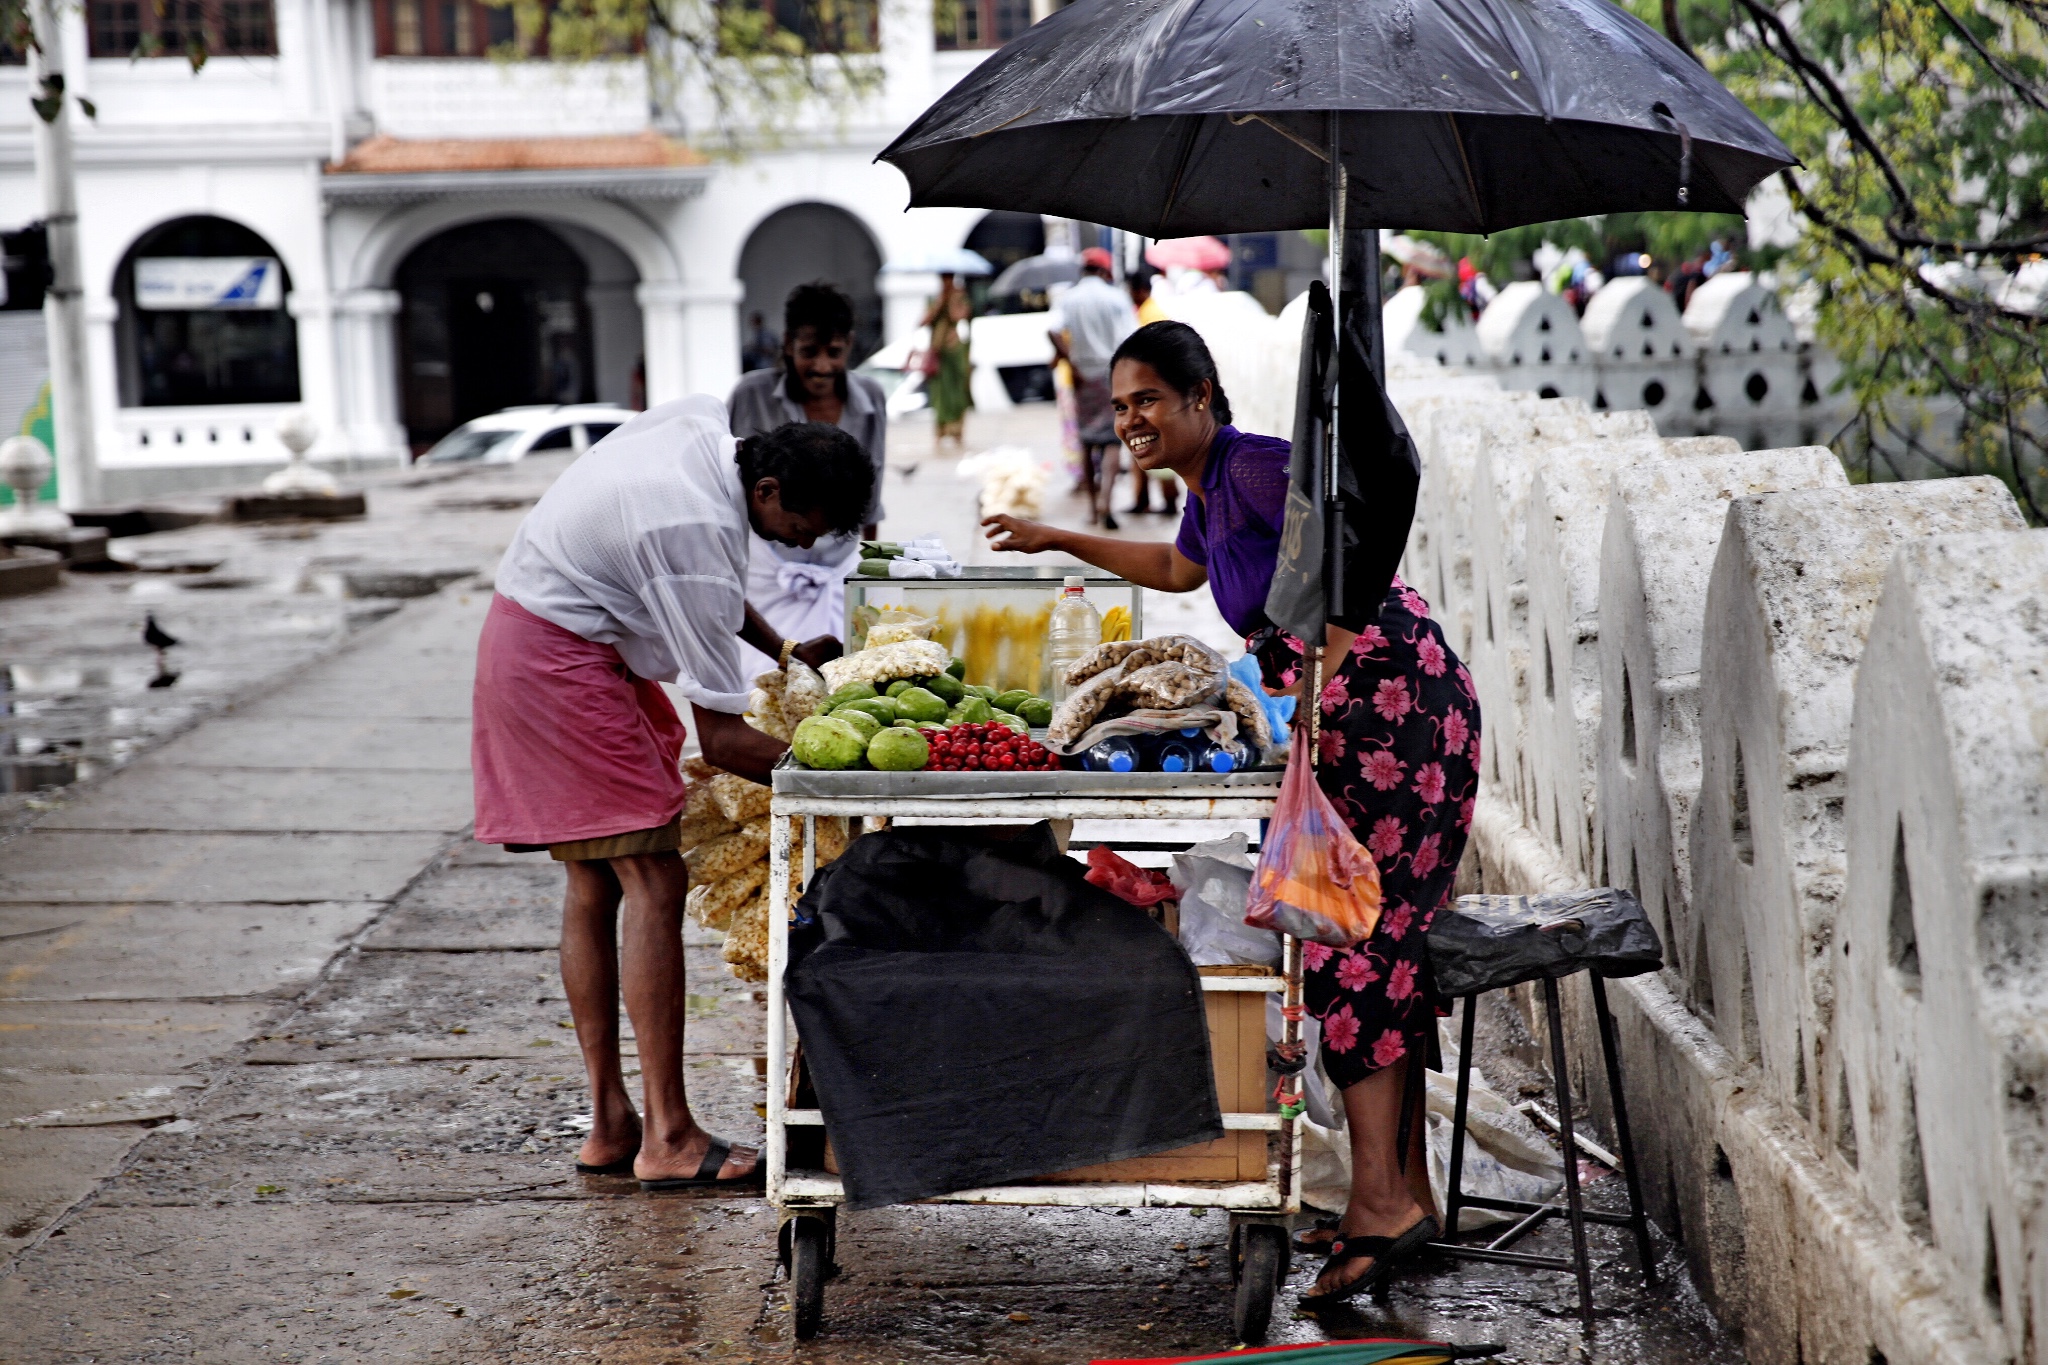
left=473, top=396, right=874, bottom=1192
left=728, top=281, right=888, bottom=668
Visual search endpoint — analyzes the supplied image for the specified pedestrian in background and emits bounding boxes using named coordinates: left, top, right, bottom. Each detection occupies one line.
left=740, top=311, right=779, bottom=372
left=1048, top=246, right=1139, bottom=529
left=728, top=281, right=888, bottom=673
left=923, top=272, right=974, bottom=451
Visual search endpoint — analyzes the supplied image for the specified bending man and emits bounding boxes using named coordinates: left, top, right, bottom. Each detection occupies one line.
left=473, top=399, right=873, bottom=1190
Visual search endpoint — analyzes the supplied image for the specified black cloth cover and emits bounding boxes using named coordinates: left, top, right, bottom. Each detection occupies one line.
left=1426, top=889, right=1664, bottom=997
left=785, top=824, right=1221, bottom=1209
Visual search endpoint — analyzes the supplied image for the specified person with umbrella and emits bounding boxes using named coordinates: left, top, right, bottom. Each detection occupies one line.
left=1047, top=245, right=1140, bottom=528
left=922, top=273, right=975, bottom=451
left=983, top=320, right=1480, bottom=1303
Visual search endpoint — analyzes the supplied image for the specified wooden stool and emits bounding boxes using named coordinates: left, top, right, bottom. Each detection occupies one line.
left=1424, top=889, right=1664, bottom=1334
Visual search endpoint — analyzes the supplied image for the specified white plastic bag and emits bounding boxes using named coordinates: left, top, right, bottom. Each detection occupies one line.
left=1170, top=833, right=1281, bottom=968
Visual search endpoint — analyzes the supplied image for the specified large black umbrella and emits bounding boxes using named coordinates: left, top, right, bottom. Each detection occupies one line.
left=879, top=0, right=1793, bottom=635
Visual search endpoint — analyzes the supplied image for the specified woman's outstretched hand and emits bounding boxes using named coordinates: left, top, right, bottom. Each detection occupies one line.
left=982, top=514, right=1062, bottom=555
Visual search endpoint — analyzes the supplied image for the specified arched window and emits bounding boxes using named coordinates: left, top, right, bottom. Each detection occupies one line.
left=738, top=204, right=883, bottom=365
left=115, top=216, right=300, bottom=408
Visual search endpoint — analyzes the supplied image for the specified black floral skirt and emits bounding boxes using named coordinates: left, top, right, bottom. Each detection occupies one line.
left=1260, top=578, right=1481, bottom=1091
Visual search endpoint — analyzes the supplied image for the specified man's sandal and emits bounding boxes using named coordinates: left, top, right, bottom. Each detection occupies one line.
left=1293, top=1215, right=1340, bottom=1254
left=575, top=1148, right=639, bottom=1177
left=638, top=1136, right=763, bottom=1192
left=1299, top=1213, right=1440, bottom=1308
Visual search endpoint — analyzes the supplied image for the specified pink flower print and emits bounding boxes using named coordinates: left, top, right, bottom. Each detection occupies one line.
left=1335, top=952, right=1379, bottom=992
left=1319, top=727, right=1347, bottom=765
left=1302, top=941, right=1334, bottom=972
left=1370, top=1029, right=1408, bottom=1068
left=1372, top=678, right=1412, bottom=722
left=1361, top=749, right=1408, bottom=791
left=1459, top=797, right=1475, bottom=832
left=1382, top=902, right=1416, bottom=940
left=1442, top=709, right=1470, bottom=757
left=1411, top=833, right=1443, bottom=878
left=1323, top=1004, right=1361, bottom=1054
left=1367, top=815, right=1407, bottom=862
left=1455, top=663, right=1476, bottom=701
left=1399, top=587, right=1430, bottom=619
left=1386, top=959, right=1420, bottom=1002
left=1321, top=673, right=1351, bottom=708
left=1413, top=762, right=1448, bottom=805
left=1416, top=634, right=1448, bottom=677
left=1351, top=624, right=1389, bottom=658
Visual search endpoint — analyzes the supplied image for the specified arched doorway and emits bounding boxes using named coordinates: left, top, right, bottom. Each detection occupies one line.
left=962, top=211, right=1045, bottom=275
left=737, top=204, right=883, bottom=368
left=113, top=216, right=300, bottom=408
left=392, top=218, right=642, bottom=447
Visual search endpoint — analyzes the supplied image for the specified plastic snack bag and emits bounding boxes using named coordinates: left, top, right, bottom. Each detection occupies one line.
left=1246, top=726, right=1382, bottom=946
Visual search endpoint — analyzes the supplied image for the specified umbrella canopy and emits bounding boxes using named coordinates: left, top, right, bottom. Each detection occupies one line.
left=882, top=247, right=997, bottom=276
left=990, top=250, right=1083, bottom=296
left=878, top=0, right=1795, bottom=237
left=1147, top=236, right=1232, bottom=272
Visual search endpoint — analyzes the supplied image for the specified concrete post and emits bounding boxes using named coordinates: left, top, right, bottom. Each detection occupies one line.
left=333, top=289, right=405, bottom=462
left=878, top=270, right=936, bottom=348
left=643, top=280, right=743, bottom=405
left=29, top=0, right=98, bottom=510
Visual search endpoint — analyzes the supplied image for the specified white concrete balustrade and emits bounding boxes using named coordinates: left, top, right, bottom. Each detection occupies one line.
left=1374, top=350, right=2047, bottom=1365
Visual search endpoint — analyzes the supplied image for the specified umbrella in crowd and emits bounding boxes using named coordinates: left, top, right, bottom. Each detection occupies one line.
left=882, top=247, right=997, bottom=276
left=990, top=249, right=1084, bottom=297
left=880, top=0, right=1794, bottom=647
left=1146, top=236, right=1232, bottom=272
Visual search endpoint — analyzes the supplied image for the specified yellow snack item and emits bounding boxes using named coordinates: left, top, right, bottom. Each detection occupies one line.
left=721, top=888, right=770, bottom=983
left=682, top=755, right=720, bottom=785
left=687, top=861, right=769, bottom=931
left=709, top=771, right=772, bottom=823
left=685, top=815, right=770, bottom=887
left=676, top=803, right=738, bottom=856
left=1101, top=604, right=1132, bottom=642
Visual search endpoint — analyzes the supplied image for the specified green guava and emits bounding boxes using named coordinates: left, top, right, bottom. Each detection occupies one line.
left=824, top=682, right=878, bottom=711
left=828, top=707, right=884, bottom=743
left=866, top=727, right=930, bottom=772
left=894, top=687, right=949, bottom=723
left=791, top=715, right=866, bottom=770
left=923, top=672, right=966, bottom=705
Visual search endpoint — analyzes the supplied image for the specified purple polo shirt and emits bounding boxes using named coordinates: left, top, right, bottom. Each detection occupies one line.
left=1173, top=425, right=1294, bottom=637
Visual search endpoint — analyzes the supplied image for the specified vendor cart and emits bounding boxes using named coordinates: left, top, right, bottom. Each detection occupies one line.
left=764, top=762, right=1301, bottom=1342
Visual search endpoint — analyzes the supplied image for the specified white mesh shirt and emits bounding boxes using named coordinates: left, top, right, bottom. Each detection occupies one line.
left=494, top=394, right=755, bottom=713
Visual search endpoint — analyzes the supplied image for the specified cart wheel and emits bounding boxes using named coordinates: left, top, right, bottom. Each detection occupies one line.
left=1231, top=1222, right=1285, bottom=1344
left=789, top=1214, right=829, bottom=1340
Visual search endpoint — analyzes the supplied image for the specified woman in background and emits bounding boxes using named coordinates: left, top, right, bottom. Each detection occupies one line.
left=923, top=273, right=974, bottom=450
left=983, top=321, right=1480, bottom=1307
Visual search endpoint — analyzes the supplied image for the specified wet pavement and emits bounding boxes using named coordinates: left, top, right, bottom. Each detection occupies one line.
left=0, top=410, right=1744, bottom=1363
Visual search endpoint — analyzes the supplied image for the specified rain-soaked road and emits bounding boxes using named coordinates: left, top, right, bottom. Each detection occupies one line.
left=1, top=411, right=1744, bottom=1363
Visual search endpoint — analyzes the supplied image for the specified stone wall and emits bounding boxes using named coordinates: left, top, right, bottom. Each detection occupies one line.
left=1389, top=355, right=2047, bottom=1365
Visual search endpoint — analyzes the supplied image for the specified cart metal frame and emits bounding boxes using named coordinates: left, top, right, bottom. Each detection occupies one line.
left=763, top=769, right=1301, bottom=1339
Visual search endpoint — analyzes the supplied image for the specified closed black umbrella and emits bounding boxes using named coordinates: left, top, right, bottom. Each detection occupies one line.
left=880, top=0, right=1792, bottom=640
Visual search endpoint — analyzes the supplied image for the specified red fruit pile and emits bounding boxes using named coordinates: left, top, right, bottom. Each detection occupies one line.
left=926, top=722, right=1063, bottom=772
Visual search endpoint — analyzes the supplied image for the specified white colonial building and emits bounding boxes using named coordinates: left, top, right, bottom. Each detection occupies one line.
left=0, top=0, right=1038, bottom=497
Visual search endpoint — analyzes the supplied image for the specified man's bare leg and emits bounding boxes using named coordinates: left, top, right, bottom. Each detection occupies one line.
left=561, top=858, right=639, bottom=1168
left=613, top=851, right=757, bottom=1181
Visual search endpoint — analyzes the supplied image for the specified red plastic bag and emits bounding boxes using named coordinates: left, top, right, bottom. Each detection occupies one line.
left=1246, top=726, right=1382, bottom=946
left=1085, top=845, right=1178, bottom=908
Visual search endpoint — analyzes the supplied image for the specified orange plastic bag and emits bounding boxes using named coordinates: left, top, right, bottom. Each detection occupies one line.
left=1246, top=725, right=1382, bottom=946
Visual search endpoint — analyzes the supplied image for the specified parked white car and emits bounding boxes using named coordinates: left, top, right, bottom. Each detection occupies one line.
left=858, top=312, right=1057, bottom=418
left=418, top=404, right=639, bottom=465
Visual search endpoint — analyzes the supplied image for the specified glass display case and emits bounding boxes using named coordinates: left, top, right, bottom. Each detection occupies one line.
left=843, top=565, right=1142, bottom=695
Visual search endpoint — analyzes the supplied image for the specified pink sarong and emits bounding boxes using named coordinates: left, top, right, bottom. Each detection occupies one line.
left=472, top=593, right=689, bottom=846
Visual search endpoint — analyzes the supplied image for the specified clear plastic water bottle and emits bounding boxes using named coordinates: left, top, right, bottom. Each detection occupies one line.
left=1046, top=575, right=1102, bottom=706
left=1080, top=736, right=1141, bottom=772
left=1156, top=738, right=1198, bottom=773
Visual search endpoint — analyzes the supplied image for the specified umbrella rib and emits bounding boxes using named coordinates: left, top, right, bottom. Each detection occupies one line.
left=1228, top=112, right=1329, bottom=163
left=1157, top=116, right=1206, bottom=234
left=1444, top=113, right=1487, bottom=232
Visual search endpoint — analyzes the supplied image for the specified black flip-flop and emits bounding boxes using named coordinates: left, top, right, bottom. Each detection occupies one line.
left=638, top=1136, right=763, bottom=1192
left=1293, top=1214, right=1340, bottom=1254
left=575, top=1149, right=640, bottom=1177
left=1299, top=1213, right=1440, bottom=1308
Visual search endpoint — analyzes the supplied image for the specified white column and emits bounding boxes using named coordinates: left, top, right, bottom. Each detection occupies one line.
left=333, top=288, right=406, bottom=462
left=286, top=289, right=345, bottom=459
left=878, top=270, right=937, bottom=348
left=641, top=280, right=744, bottom=405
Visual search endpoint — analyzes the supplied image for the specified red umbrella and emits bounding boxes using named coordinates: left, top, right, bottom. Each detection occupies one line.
left=1145, top=236, right=1231, bottom=272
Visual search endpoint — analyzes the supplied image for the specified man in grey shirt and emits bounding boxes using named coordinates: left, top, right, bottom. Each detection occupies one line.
left=728, top=282, right=889, bottom=668
left=1048, top=248, right=1139, bottom=529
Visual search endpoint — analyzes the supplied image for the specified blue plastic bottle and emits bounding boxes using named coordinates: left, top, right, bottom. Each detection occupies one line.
left=1156, top=739, right=1197, bottom=773
left=1080, top=737, right=1141, bottom=773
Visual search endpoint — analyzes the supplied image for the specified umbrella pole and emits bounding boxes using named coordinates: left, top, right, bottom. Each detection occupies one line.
left=1324, top=114, right=1347, bottom=634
